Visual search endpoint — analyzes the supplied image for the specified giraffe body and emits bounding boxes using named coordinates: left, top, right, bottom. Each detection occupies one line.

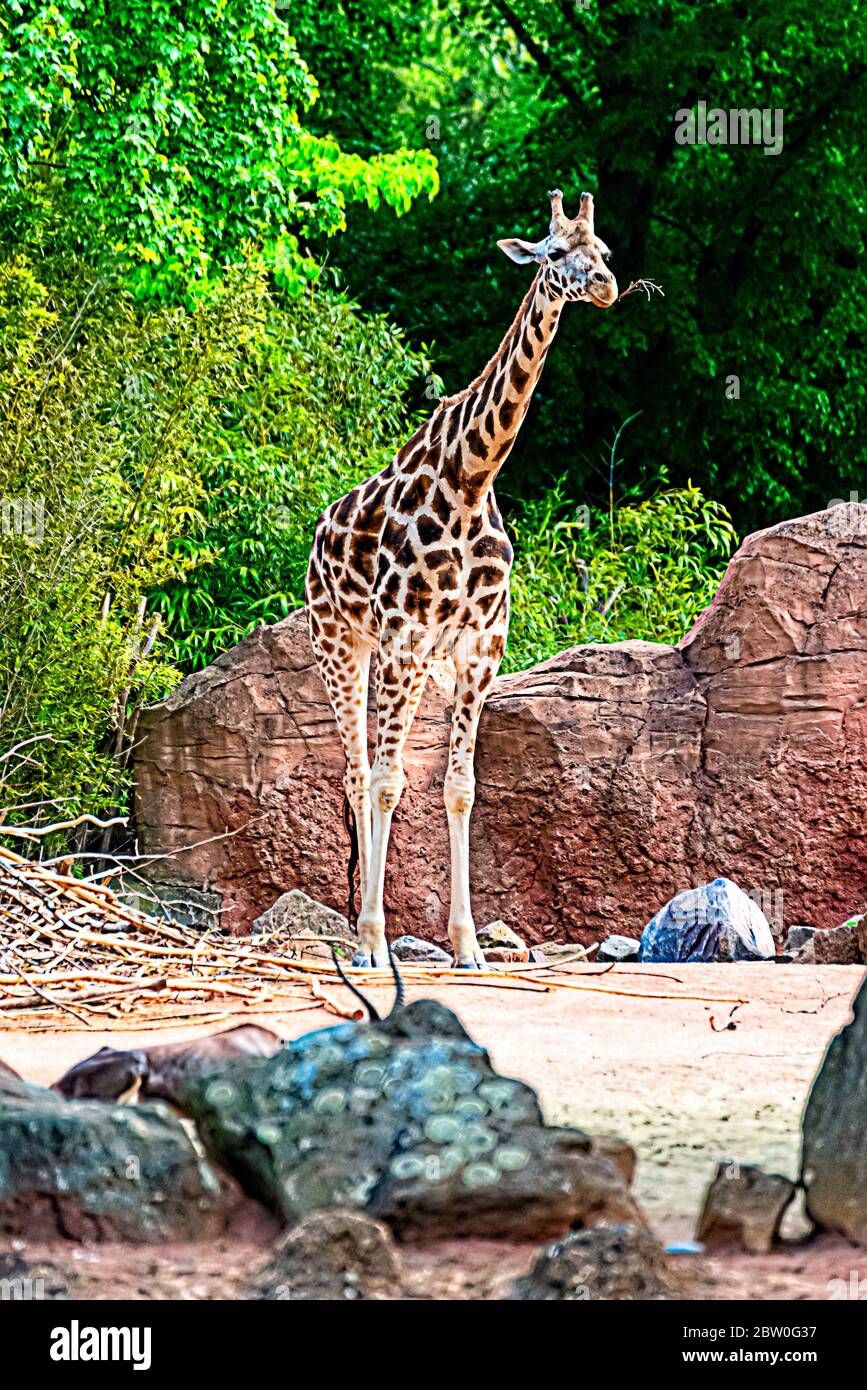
left=306, top=190, right=617, bottom=967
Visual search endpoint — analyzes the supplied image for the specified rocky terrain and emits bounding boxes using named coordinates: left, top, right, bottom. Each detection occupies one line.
left=1, top=959, right=866, bottom=1301
left=134, top=505, right=867, bottom=944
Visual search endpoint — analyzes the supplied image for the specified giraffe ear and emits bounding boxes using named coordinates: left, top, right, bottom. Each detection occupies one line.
left=497, top=237, right=541, bottom=265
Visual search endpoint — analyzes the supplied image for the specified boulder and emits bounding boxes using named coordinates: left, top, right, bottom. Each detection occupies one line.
left=391, top=935, right=451, bottom=965
left=511, top=1223, right=671, bottom=1301
left=537, top=943, right=594, bottom=964
left=0, top=1059, right=30, bottom=1099
left=802, top=974, right=867, bottom=1244
left=813, top=916, right=865, bottom=965
left=638, top=878, right=776, bottom=963
left=483, top=947, right=530, bottom=964
left=0, top=1080, right=229, bottom=1242
left=791, top=937, right=817, bottom=964
left=696, top=1162, right=795, bottom=1254
left=134, top=506, right=867, bottom=943
left=477, top=920, right=528, bottom=956
left=591, top=1135, right=638, bottom=1188
left=250, top=1209, right=402, bottom=1301
left=784, top=925, right=815, bottom=954
left=53, top=1025, right=281, bottom=1104
left=252, top=890, right=349, bottom=941
left=597, top=934, right=641, bottom=963
left=177, top=1001, right=641, bottom=1242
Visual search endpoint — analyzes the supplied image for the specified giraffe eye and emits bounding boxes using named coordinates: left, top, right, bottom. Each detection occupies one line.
left=548, top=246, right=567, bottom=262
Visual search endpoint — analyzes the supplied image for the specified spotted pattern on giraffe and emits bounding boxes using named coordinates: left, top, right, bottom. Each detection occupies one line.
left=304, top=189, right=617, bottom=968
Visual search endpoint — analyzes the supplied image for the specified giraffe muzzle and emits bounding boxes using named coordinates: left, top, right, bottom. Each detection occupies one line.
left=589, top=271, right=619, bottom=308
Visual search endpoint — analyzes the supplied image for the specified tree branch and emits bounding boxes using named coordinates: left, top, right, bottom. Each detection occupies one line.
left=486, top=0, right=585, bottom=112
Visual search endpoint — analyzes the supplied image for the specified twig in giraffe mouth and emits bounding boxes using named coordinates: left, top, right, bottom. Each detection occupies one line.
left=618, top=278, right=665, bottom=301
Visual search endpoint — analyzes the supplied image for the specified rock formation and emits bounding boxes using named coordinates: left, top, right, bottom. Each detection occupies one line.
left=638, top=878, right=775, bottom=962
left=134, top=505, right=867, bottom=944
left=511, top=1223, right=672, bottom=1300
left=802, top=973, right=867, bottom=1245
left=176, top=999, right=640, bottom=1241
left=696, top=1162, right=795, bottom=1254
left=0, top=1076, right=231, bottom=1241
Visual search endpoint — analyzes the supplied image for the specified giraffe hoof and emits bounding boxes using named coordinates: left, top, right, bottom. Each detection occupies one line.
left=453, top=960, right=481, bottom=971
left=352, top=949, right=390, bottom=969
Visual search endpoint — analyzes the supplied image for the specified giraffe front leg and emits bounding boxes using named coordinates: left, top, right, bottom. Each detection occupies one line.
left=355, top=640, right=430, bottom=968
left=445, top=639, right=504, bottom=968
left=354, top=762, right=404, bottom=968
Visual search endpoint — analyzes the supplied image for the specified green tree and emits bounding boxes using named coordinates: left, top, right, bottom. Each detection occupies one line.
left=295, top=0, right=866, bottom=533
left=0, top=251, right=268, bottom=821
left=150, top=287, right=437, bottom=669
left=0, top=0, right=438, bottom=297
left=507, top=479, right=737, bottom=672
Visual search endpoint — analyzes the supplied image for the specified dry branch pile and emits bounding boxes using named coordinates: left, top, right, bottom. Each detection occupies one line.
left=0, top=844, right=350, bottom=1032
left=0, top=844, right=745, bottom=1033
left=0, top=845, right=559, bottom=1033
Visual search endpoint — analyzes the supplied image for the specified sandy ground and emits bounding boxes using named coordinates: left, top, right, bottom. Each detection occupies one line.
left=1, top=961, right=865, bottom=1300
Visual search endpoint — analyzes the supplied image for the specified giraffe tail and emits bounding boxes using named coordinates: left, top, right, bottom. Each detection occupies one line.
left=387, top=940, right=405, bottom=1013
left=342, top=794, right=359, bottom=932
left=330, top=944, right=381, bottom=1024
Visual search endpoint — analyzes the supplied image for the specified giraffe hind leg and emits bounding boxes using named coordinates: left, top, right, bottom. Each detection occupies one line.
left=307, top=603, right=373, bottom=946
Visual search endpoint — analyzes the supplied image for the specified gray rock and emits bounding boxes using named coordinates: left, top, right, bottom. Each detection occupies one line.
left=178, top=1000, right=641, bottom=1242
left=477, top=920, right=527, bottom=955
left=591, top=1135, right=637, bottom=1187
left=784, top=925, right=815, bottom=954
left=802, top=973, right=867, bottom=1243
left=250, top=1209, right=402, bottom=1301
left=0, top=1079, right=228, bottom=1242
left=813, top=917, right=865, bottom=965
left=638, top=878, right=775, bottom=963
left=0, top=1060, right=29, bottom=1099
left=252, top=890, right=350, bottom=940
left=390, top=935, right=451, bottom=965
left=597, top=935, right=641, bottom=963
left=696, top=1162, right=795, bottom=1254
left=537, top=943, right=594, bottom=964
left=791, top=937, right=817, bottom=964
left=511, top=1223, right=671, bottom=1301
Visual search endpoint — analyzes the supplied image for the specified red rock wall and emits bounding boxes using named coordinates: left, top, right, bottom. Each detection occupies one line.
left=134, top=507, right=867, bottom=943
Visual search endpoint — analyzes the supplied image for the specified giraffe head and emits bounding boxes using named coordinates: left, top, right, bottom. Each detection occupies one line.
left=497, top=189, right=618, bottom=308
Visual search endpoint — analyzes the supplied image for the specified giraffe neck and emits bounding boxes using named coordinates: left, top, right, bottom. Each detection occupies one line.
left=434, top=269, right=564, bottom=510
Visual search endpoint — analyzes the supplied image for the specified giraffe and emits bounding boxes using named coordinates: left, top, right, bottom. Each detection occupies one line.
left=306, top=189, right=618, bottom=968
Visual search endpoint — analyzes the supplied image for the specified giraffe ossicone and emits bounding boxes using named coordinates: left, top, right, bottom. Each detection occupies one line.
left=306, top=189, right=618, bottom=968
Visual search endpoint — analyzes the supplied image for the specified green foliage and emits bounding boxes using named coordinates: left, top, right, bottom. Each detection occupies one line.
left=150, top=288, right=436, bottom=669
left=297, top=0, right=866, bottom=534
left=0, top=0, right=786, bottom=847
left=0, top=251, right=268, bottom=821
left=0, top=0, right=438, bottom=297
left=507, top=481, right=738, bottom=673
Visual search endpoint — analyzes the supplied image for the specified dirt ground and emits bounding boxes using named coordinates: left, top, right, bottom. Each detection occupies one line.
left=2, top=961, right=865, bottom=1300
